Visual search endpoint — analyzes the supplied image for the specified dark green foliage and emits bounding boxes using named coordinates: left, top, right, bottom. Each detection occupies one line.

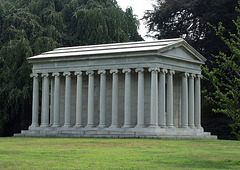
left=203, top=1, right=240, bottom=140
left=0, top=0, right=142, bottom=136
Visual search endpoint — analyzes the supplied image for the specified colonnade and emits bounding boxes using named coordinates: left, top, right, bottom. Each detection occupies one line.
left=30, top=68, right=202, bottom=129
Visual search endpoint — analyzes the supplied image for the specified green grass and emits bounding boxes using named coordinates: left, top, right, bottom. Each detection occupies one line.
left=0, top=138, right=239, bottom=169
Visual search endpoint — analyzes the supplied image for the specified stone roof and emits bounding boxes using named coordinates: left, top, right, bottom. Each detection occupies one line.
left=28, top=38, right=206, bottom=63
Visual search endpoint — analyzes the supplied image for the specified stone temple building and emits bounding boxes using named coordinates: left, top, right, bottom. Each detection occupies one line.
left=15, top=38, right=217, bottom=139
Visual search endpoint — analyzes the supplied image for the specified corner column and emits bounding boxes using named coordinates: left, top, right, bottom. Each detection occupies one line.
left=189, top=74, right=195, bottom=128
left=41, top=73, right=50, bottom=127
left=30, top=73, right=39, bottom=127
left=195, top=74, right=203, bottom=129
left=149, top=67, right=160, bottom=128
left=110, top=69, right=119, bottom=128
left=123, top=69, right=132, bottom=128
left=52, top=73, right=60, bottom=127
left=166, top=70, right=175, bottom=128
left=159, top=69, right=167, bottom=128
left=63, top=72, right=71, bottom=127
left=86, top=70, right=95, bottom=128
left=135, top=68, right=145, bottom=128
left=74, top=72, right=83, bottom=127
left=98, top=70, right=107, bottom=128
left=181, top=73, right=189, bottom=128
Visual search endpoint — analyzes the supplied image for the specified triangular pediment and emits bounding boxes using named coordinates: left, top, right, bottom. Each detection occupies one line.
left=157, top=40, right=206, bottom=64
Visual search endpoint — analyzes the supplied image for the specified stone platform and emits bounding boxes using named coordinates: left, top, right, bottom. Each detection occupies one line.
left=14, top=127, right=217, bottom=139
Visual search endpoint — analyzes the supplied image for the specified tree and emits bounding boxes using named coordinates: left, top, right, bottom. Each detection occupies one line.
left=203, top=1, right=240, bottom=140
left=0, top=0, right=142, bottom=136
left=143, top=0, right=238, bottom=58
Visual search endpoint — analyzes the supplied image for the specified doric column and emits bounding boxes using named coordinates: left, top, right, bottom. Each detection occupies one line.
left=189, top=74, right=195, bottom=128
left=166, top=70, right=175, bottom=128
left=41, top=73, right=49, bottom=127
left=52, top=73, right=60, bottom=127
left=123, top=68, right=132, bottom=128
left=135, top=68, right=145, bottom=128
left=149, top=67, right=160, bottom=128
left=98, top=70, right=107, bottom=128
left=30, top=73, right=39, bottom=127
left=63, top=72, right=71, bottom=127
left=74, top=72, right=83, bottom=127
left=50, top=77, right=54, bottom=126
left=110, top=69, right=119, bottom=128
left=195, top=74, right=203, bottom=129
left=86, top=70, right=95, bottom=128
left=181, top=73, right=189, bottom=128
left=158, top=69, right=167, bottom=128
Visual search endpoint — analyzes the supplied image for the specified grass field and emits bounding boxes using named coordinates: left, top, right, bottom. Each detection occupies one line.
left=0, top=137, right=239, bottom=169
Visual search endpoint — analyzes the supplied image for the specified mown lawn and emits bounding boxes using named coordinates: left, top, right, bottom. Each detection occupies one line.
left=0, top=137, right=239, bottom=169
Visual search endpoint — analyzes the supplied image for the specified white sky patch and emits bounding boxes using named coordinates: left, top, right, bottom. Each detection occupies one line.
left=116, top=0, right=157, bottom=41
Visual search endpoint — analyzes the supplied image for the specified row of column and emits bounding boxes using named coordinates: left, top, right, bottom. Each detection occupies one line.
left=30, top=68, right=202, bottom=129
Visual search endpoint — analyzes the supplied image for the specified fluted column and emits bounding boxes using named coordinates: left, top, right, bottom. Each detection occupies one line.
left=123, top=68, right=132, bottom=128
left=86, top=70, right=95, bottom=128
left=63, top=72, right=71, bottom=127
left=74, top=72, right=83, bottom=127
left=110, top=69, right=119, bottom=128
left=195, top=74, right=202, bottom=129
left=189, top=74, right=195, bottom=128
left=52, top=73, right=60, bottom=127
left=50, top=77, right=54, bottom=126
left=135, top=68, right=145, bottom=128
left=41, top=73, right=49, bottom=127
left=30, top=73, right=39, bottom=127
left=98, top=70, right=107, bottom=128
left=166, top=70, right=175, bottom=128
left=181, top=73, right=189, bottom=128
left=149, top=67, right=160, bottom=128
left=159, top=69, right=167, bottom=128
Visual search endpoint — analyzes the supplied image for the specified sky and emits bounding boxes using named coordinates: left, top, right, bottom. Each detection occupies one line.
left=116, top=0, right=157, bottom=41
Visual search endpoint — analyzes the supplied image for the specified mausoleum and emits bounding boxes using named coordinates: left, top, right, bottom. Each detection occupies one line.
left=15, top=38, right=217, bottom=139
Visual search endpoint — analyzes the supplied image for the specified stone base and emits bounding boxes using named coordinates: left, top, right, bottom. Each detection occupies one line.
left=14, top=126, right=217, bottom=139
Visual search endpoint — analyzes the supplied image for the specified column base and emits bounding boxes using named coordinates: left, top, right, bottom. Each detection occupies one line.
left=97, top=124, right=107, bottom=128
left=74, top=124, right=84, bottom=128
left=167, top=125, right=175, bottom=128
left=135, top=124, right=145, bottom=128
left=63, top=123, right=71, bottom=128
left=52, top=124, right=60, bottom=127
left=85, top=124, right=94, bottom=129
left=109, top=124, right=120, bottom=129
left=180, top=125, right=190, bottom=129
left=159, top=125, right=167, bottom=128
left=40, top=124, right=49, bottom=128
left=122, top=124, right=133, bottom=128
left=30, top=124, right=39, bottom=128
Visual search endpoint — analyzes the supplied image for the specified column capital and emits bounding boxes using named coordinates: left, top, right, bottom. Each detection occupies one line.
left=135, top=68, right=144, bottom=73
left=41, top=73, right=49, bottom=78
left=52, top=72, right=60, bottom=77
left=181, top=72, right=190, bottom=77
left=189, top=73, right=196, bottom=78
left=30, top=73, right=38, bottom=78
left=161, top=68, right=168, bottom=74
left=196, top=74, right=203, bottom=79
left=74, top=71, right=83, bottom=76
left=98, top=70, right=106, bottom=75
left=122, top=68, right=131, bottom=73
left=63, top=72, right=71, bottom=76
left=148, top=67, right=160, bottom=73
left=86, top=70, right=94, bottom=75
left=168, top=70, right=175, bottom=75
left=110, top=69, right=118, bottom=74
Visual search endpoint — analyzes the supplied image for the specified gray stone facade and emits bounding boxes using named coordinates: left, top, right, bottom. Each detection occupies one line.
left=15, top=38, right=217, bottom=139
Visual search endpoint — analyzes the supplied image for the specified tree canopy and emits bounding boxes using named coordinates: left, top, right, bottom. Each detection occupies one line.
left=203, top=1, right=240, bottom=139
left=0, top=0, right=142, bottom=136
left=144, top=0, right=238, bottom=58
